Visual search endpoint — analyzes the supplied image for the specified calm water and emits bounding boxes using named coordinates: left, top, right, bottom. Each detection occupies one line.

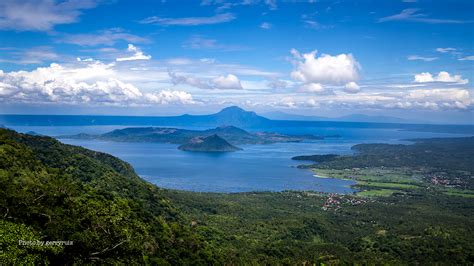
left=9, top=125, right=468, bottom=193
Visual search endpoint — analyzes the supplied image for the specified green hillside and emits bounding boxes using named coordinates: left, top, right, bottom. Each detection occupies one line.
left=0, top=129, right=217, bottom=264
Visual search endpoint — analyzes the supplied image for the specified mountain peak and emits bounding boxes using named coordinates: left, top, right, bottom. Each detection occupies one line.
left=178, top=134, right=241, bottom=152
left=218, top=106, right=249, bottom=114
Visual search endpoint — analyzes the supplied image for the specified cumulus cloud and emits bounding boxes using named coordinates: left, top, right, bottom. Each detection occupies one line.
left=169, top=71, right=212, bottom=90
left=169, top=71, right=243, bottom=90
left=262, top=88, right=471, bottom=111
left=299, top=83, right=325, bottom=93
left=58, top=28, right=148, bottom=46
left=290, top=49, right=360, bottom=85
left=405, top=89, right=471, bottom=110
left=140, top=13, right=235, bottom=26
left=0, top=62, right=194, bottom=106
left=212, top=74, right=243, bottom=90
left=290, top=49, right=361, bottom=94
left=344, top=82, right=360, bottom=93
left=407, top=55, right=438, bottom=62
left=116, top=44, right=151, bottom=62
left=0, top=0, right=98, bottom=31
left=414, top=71, right=468, bottom=84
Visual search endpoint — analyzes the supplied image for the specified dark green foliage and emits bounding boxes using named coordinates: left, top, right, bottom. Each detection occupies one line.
left=299, top=137, right=474, bottom=189
left=178, top=134, right=242, bottom=152
left=292, top=154, right=340, bottom=163
left=326, top=137, right=474, bottom=172
left=162, top=190, right=474, bottom=265
left=0, top=129, right=217, bottom=264
left=60, top=125, right=324, bottom=145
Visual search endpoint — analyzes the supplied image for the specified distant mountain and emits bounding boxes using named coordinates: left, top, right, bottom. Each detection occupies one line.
left=60, top=125, right=328, bottom=146
left=179, top=106, right=271, bottom=128
left=2, top=107, right=473, bottom=134
left=262, top=111, right=328, bottom=121
left=337, top=114, right=413, bottom=124
left=0, top=106, right=271, bottom=128
left=263, top=111, right=414, bottom=124
left=178, top=134, right=242, bottom=152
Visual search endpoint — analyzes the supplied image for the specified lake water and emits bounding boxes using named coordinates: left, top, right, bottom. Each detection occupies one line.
left=8, top=125, right=468, bottom=193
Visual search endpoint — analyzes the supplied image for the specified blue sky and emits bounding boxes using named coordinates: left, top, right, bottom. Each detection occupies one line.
left=0, top=0, right=473, bottom=123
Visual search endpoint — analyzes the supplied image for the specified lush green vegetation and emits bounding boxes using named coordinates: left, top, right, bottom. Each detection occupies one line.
left=0, top=129, right=217, bottom=264
left=298, top=137, right=474, bottom=190
left=60, top=125, right=326, bottom=146
left=162, top=189, right=474, bottom=264
left=2, top=129, right=474, bottom=264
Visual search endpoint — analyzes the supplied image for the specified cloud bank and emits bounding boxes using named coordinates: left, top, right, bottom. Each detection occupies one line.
left=414, top=71, right=468, bottom=84
left=0, top=62, right=193, bottom=106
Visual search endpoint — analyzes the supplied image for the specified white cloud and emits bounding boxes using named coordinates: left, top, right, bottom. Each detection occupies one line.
left=303, top=20, right=332, bottom=30
left=260, top=88, right=472, bottom=111
left=0, top=0, right=98, bottom=31
left=182, top=35, right=218, bottom=49
left=58, top=28, right=148, bottom=46
left=169, top=71, right=212, bottom=90
left=201, top=0, right=278, bottom=11
left=344, top=82, right=360, bottom=93
left=267, top=79, right=287, bottom=89
left=414, top=71, right=468, bottom=84
left=0, top=62, right=194, bottom=106
left=116, top=44, right=151, bottom=62
left=182, top=35, right=248, bottom=51
left=299, top=83, right=324, bottom=93
left=212, top=74, right=243, bottom=90
left=436, top=47, right=456, bottom=53
left=459, top=55, right=474, bottom=61
left=260, top=22, right=272, bottom=29
left=290, top=49, right=360, bottom=85
left=167, top=58, right=194, bottom=65
left=265, top=0, right=277, bottom=10
left=0, top=46, right=59, bottom=65
left=169, top=71, right=243, bottom=90
left=407, top=55, right=438, bottom=62
left=140, top=13, right=235, bottom=26
left=406, top=89, right=471, bottom=109
left=379, top=9, right=466, bottom=24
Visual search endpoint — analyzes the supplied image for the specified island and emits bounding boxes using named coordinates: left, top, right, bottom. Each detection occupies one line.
left=59, top=125, right=334, bottom=146
left=178, top=134, right=242, bottom=152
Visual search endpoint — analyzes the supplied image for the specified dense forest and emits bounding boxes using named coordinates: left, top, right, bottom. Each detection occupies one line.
left=1, top=129, right=473, bottom=264
left=0, top=129, right=217, bottom=264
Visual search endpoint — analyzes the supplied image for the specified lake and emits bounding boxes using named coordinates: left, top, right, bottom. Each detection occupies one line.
left=8, top=124, right=468, bottom=193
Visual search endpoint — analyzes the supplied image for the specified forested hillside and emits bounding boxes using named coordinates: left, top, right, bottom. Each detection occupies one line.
left=0, top=129, right=217, bottom=264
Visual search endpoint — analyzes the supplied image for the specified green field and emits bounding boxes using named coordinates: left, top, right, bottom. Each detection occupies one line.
left=313, top=167, right=420, bottom=184
left=443, top=191, right=474, bottom=198
left=356, top=181, right=419, bottom=189
left=357, top=189, right=399, bottom=197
